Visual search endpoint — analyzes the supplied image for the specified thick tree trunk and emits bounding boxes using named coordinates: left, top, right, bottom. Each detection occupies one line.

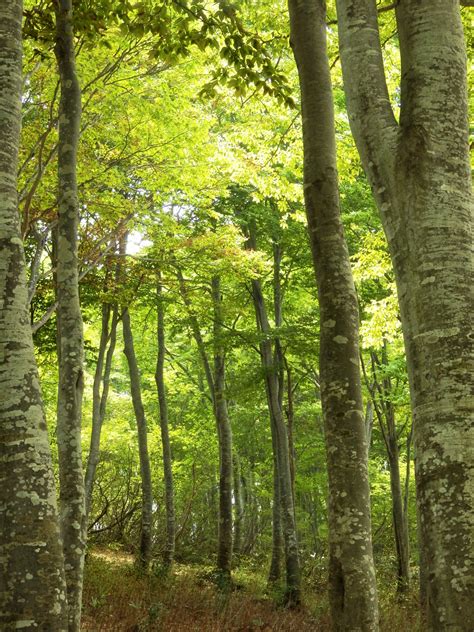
left=0, top=1, right=68, bottom=628
left=84, top=302, right=118, bottom=518
left=212, top=276, right=233, bottom=579
left=155, top=276, right=175, bottom=569
left=54, top=1, right=86, bottom=628
left=122, top=307, right=153, bottom=570
left=289, top=1, right=379, bottom=628
left=336, top=2, right=473, bottom=627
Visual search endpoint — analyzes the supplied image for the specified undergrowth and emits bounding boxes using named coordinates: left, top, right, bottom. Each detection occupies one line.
left=82, top=548, right=421, bottom=631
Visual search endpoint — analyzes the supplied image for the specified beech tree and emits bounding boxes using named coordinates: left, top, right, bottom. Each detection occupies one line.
left=155, top=275, right=175, bottom=569
left=3, top=0, right=471, bottom=627
left=0, top=0, right=67, bottom=627
left=245, top=218, right=301, bottom=605
left=336, top=1, right=473, bottom=628
left=176, top=266, right=234, bottom=581
left=288, top=0, right=378, bottom=627
left=54, top=1, right=87, bottom=627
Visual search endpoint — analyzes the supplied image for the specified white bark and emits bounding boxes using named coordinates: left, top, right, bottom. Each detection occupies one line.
left=289, top=1, right=378, bottom=627
left=0, top=1, right=68, bottom=628
left=336, top=1, right=473, bottom=628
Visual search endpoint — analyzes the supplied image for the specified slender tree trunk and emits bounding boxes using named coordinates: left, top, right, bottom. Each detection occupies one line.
left=54, top=1, right=86, bottom=628
left=336, top=2, right=473, bottom=627
left=365, top=400, right=374, bottom=448
left=0, top=1, right=68, bottom=627
left=306, top=491, right=320, bottom=552
left=285, top=361, right=297, bottom=504
left=268, top=447, right=283, bottom=584
left=176, top=267, right=233, bottom=579
left=242, top=468, right=257, bottom=555
left=84, top=302, right=118, bottom=518
left=269, top=240, right=284, bottom=584
left=247, top=229, right=301, bottom=605
left=363, top=346, right=410, bottom=593
left=155, top=276, right=175, bottom=569
left=376, top=345, right=410, bottom=593
left=212, top=276, right=233, bottom=579
left=233, top=452, right=244, bottom=558
left=289, top=1, right=378, bottom=627
left=122, top=307, right=153, bottom=570
left=387, top=443, right=410, bottom=593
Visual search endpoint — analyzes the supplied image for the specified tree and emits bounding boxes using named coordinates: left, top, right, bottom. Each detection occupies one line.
left=176, top=265, right=234, bottom=581
left=288, top=0, right=379, bottom=627
left=211, top=275, right=234, bottom=581
left=0, top=0, right=68, bottom=627
left=336, top=1, right=473, bottom=628
left=155, top=274, right=175, bottom=569
left=120, top=236, right=154, bottom=570
left=54, top=1, right=87, bottom=627
left=84, top=264, right=119, bottom=517
left=362, top=342, right=411, bottom=593
left=245, top=219, right=301, bottom=605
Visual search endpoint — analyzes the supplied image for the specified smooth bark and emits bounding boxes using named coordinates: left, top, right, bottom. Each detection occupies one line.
left=268, top=241, right=284, bottom=584
left=268, top=450, right=283, bottom=584
left=84, top=302, right=118, bottom=518
left=364, top=345, right=410, bottom=592
left=54, top=0, right=86, bottom=628
left=176, top=268, right=233, bottom=578
left=0, top=1, right=68, bottom=627
left=122, top=307, right=153, bottom=570
left=289, top=0, right=378, bottom=627
left=285, top=361, right=297, bottom=504
left=212, top=276, right=234, bottom=579
left=336, top=1, right=473, bottom=627
left=155, top=276, right=175, bottom=569
left=232, top=451, right=244, bottom=557
left=247, top=228, right=301, bottom=606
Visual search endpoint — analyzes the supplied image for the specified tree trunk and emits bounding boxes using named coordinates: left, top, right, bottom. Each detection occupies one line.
left=212, top=276, right=233, bottom=579
left=84, top=302, right=118, bottom=518
left=366, top=344, right=410, bottom=593
left=365, top=400, right=374, bottom=449
left=122, top=307, right=153, bottom=570
left=268, top=448, right=283, bottom=584
left=155, top=276, right=175, bottom=569
left=336, top=2, right=473, bottom=627
left=176, top=267, right=233, bottom=579
left=289, top=1, right=378, bottom=627
left=285, top=361, right=297, bottom=505
left=233, top=452, right=244, bottom=558
left=388, top=445, right=410, bottom=594
left=269, top=240, right=284, bottom=584
left=54, top=1, right=86, bottom=628
left=247, top=229, right=301, bottom=605
left=0, top=1, right=68, bottom=627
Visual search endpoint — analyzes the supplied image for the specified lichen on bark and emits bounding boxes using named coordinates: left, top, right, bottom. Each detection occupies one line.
left=289, top=0, right=379, bottom=627
left=336, top=0, right=473, bottom=628
left=0, top=1, right=68, bottom=628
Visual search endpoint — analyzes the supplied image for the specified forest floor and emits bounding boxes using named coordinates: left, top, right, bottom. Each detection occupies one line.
left=82, top=548, right=421, bottom=631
